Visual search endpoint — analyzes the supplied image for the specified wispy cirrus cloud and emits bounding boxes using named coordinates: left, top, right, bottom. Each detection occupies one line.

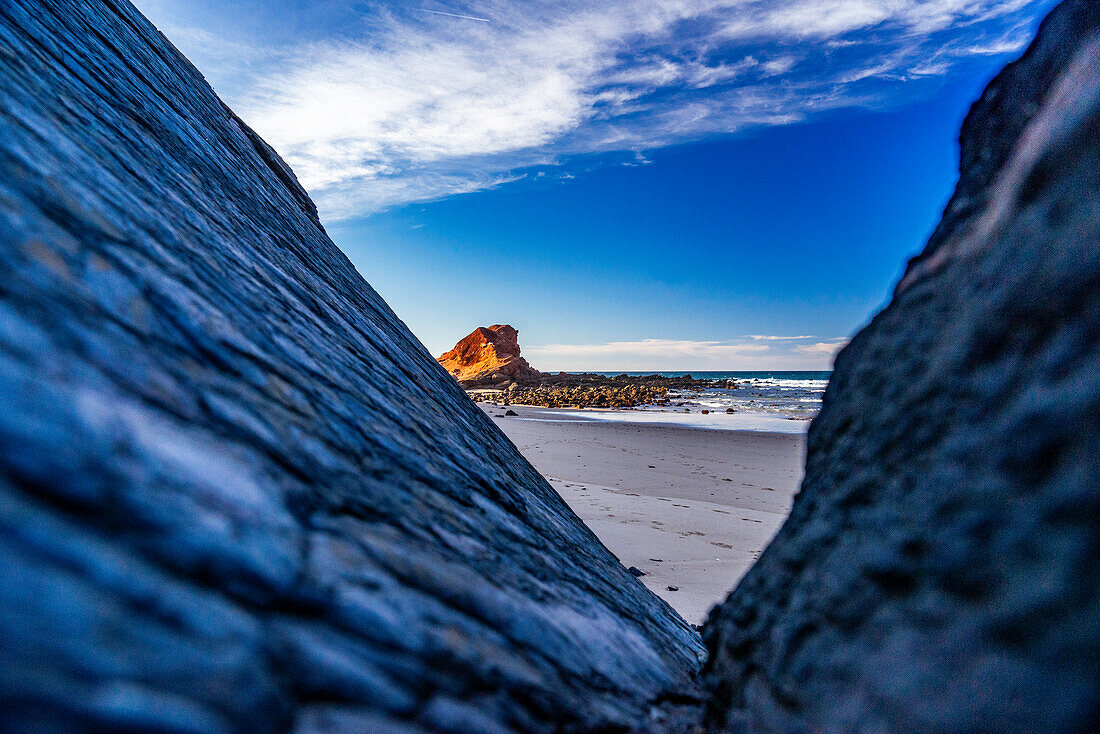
left=524, top=335, right=846, bottom=370
left=795, top=338, right=850, bottom=358
left=136, top=0, right=1054, bottom=220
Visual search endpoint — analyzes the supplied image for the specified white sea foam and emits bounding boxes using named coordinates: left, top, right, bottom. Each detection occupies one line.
left=548, top=371, right=830, bottom=433
left=654, top=376, right=828, bottom=419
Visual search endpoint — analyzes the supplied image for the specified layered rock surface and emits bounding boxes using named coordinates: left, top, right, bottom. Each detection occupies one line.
left=0, top=2, right=702, bottom=732
left=437, top=324, right=541, bottom=387
left=701, top=1, right=1100, bottom=730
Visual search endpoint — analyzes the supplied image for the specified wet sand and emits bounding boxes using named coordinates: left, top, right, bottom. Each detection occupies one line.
left=481, top=403, right=806, bottom=624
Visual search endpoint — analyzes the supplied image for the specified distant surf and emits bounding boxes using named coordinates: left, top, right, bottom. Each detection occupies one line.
left=577, top=371, right=830, bottom=420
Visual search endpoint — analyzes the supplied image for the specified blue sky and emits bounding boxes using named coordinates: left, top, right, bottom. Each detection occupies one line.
left=135, top=0, right=1056, bottom=370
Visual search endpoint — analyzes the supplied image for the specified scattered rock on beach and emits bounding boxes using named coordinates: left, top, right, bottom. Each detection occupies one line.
left=628, top=567, right=647, bottom=577
left=498, top=383, right=671, bottom=408
left=505, top=409, right=518, bottom=416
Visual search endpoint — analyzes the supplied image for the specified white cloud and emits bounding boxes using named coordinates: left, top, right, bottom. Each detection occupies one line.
left=761, top=56, right=798, bottom=76
left=136, top=0, right=1049, bottom=220
left=794, top=338, right=850, bottom=366
left=751, top=0, right=892, bottom=39
left=524, top=335, right=847, bottom=370
left=960, top=36, right=1031, bottom=56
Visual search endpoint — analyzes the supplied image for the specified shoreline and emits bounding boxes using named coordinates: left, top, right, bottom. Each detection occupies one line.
left=481, top=403, right=806, bottom=623
left=521, top=406, right=812, bottom=434
left=474, top=393, right=814, bottom=434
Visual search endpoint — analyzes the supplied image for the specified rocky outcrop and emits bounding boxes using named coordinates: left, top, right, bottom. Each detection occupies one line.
left=479, top=374, right=732, bottom=409
left=482, top=384, right=674, bottom=409
left=439, top=325, right=740, bottom=404
left=437, top=324, right=542, bottom=387
left=0, top=2, right=702, bottom=732
left=701, top=1, right=1100, bottom=731
left=471, top=365, right=743, bottom=408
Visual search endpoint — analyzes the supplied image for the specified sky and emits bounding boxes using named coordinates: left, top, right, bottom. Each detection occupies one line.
left=134, top=0, right=1057, bottom=370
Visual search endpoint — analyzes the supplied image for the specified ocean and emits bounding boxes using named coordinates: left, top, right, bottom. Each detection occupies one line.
left=578, top=371, right=831, bottom=419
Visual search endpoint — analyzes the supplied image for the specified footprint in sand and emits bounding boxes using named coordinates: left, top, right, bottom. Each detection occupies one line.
left=713, top=509, right=731, bottom=514
left=711, top=542, right=733, bottom=549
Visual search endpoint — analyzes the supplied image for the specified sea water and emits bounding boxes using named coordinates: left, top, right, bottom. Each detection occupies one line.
left=564, top=371, right=831, bottom=432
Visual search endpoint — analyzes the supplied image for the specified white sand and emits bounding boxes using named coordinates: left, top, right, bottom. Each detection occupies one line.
left=481, top=403, right=806, bottom=624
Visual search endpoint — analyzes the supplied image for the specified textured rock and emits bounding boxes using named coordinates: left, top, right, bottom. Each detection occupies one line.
left=437, top=325, right=541, bottom=387
left=0, top=2, right=703, bottom=732
left=485, top=383, right=673, bottom=409
left=701, top=1, right=1100, bottom=731
left=477, top=373, right=740, bottom=409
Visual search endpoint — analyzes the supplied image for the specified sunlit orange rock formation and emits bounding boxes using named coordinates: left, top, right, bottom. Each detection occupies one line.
left=437, top=324, right=541, bottom=386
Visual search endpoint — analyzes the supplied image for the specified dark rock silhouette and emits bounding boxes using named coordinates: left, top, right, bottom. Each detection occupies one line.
left=701, top=1, right=1100, bottom=731
left=0, top=2, right=700, bottom=732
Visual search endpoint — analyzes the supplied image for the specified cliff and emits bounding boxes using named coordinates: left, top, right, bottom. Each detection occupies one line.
left=700, top=0, right=1100, bottom=730
left=0, top=2, right=701, bottom=732
left=437, top=324, right=541, bottom=386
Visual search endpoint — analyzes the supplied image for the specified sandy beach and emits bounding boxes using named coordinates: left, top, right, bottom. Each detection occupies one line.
left=481, top=403, right=806, bottom=624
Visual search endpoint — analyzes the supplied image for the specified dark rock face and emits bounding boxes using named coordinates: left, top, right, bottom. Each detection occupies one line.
left=0, top=2, right=702, bottom=732
left=701, top=1, right=1100, bottom=731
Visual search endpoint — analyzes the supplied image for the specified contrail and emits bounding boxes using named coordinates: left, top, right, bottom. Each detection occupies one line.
left=417, top=8, right=491, bottom=22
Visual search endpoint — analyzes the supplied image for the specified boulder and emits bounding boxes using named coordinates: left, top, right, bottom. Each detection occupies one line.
left=701, top=1, right=1100, bottom=730
left=437, top=325, right=542, bottom=386
left=0, top=2, right=701, bottom=732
